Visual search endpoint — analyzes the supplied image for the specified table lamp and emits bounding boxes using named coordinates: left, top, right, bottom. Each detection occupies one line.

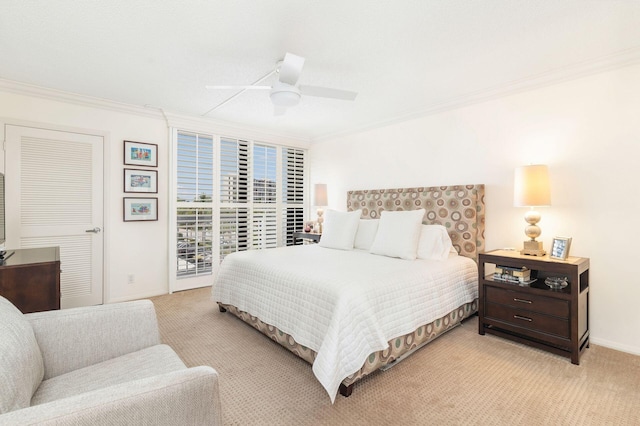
left=514, top=165, right=551, bottom=256
left=314, top=183, right=328, bottom=234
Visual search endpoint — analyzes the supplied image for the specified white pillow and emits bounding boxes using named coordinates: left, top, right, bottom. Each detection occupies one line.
left=318, top=209, right=362, bottom=250
left=369, top=209, right=425, bottom=260
left=417, top=225, right=456, bottom=261
left=354, top=219, right=379, bottom=250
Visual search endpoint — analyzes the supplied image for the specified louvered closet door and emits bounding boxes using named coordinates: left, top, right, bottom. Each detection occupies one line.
left=5, top=125, right=104, bottom=308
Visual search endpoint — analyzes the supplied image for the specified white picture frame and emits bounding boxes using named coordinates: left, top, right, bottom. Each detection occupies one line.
left=550, top=236, right=572, bottom=260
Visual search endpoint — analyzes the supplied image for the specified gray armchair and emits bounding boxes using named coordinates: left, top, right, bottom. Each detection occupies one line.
left=0, top=296, right=221, bottom=425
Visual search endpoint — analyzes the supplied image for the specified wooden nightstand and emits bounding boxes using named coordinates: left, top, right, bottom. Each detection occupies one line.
left=478, top=249, right=589, bottom=364
left=292, top=232, right=321, bottom=244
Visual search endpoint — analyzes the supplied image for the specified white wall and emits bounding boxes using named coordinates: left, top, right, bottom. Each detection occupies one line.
left=0, top=83, right=308, bottom=303
left=0, top=89, right=171, bottom=302
left=310, top=64, right=640, bottom=355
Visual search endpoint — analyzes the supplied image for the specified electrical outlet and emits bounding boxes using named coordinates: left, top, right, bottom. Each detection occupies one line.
left=127, top=274, right=135, bottom=284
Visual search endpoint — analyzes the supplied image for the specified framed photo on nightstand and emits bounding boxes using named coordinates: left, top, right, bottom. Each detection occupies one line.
left=550, top=236, right=572, bottom=260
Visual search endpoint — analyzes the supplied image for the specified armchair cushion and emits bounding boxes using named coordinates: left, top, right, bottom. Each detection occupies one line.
left=32, top=344, right=186, bottom=406
left=0, top=296, right=44, bottom=414
left=27, top=300, right=161, bottom=379
left=1, top=367, right=221, bottom=426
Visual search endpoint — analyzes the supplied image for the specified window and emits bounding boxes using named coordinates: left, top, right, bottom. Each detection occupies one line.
left=251, top=144, right=278, bottom=249
left=174, top=131, right=307, bottom=281
left=253, top=144, right=277, bottom=203
left=176, top=132, right=214, bottom=278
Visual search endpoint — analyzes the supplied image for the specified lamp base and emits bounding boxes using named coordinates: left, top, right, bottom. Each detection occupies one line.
left=520, top=240, right=546, bottom=257
left=316, top=208, right=324, bottom=234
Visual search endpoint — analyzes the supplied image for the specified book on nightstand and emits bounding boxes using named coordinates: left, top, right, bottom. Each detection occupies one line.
left=493, top=265, right=535, bottom=285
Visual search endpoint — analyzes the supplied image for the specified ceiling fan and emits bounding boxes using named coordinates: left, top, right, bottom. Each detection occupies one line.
left=205, top=52, right=358, bottom=115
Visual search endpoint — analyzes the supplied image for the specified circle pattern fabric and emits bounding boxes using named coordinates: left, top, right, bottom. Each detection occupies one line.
left=347, top=185, right=485, bottom=260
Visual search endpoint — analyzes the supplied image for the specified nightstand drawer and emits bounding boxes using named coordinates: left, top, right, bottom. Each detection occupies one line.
left=485, top=302, right=570, bottom=338
left=486, top=286, right=569, bottom=318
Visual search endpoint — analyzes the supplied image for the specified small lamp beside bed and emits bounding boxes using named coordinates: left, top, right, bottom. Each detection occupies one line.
left=514, top=164, right=551, bottom=256
left=314, top=183, right=328, bottom=234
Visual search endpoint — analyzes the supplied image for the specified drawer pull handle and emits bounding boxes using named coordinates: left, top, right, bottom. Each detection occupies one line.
left=514, top=315, right=532, bottom=322
left=513, top=298, right=532, bottom=304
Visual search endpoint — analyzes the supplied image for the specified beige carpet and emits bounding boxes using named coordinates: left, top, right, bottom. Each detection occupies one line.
left=150, top=287, right=640, bottom=425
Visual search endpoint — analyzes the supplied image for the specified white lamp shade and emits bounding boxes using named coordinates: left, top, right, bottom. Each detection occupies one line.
left=314, top=183, right=328, bottom=206
left=514, top=165, right=551, bottom=207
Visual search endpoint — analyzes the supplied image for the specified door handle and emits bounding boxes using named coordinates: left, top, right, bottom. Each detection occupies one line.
left=85, top=227, right=101, bottom=233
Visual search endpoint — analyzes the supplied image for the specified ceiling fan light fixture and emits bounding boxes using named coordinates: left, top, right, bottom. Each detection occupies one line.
left=206, top=53, right=357, bottom=114
left=270, top=83, right=301, bottom=107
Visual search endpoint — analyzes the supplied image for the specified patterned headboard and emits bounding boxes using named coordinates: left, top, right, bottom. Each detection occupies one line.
left=347, top=184, right=485, bottom=261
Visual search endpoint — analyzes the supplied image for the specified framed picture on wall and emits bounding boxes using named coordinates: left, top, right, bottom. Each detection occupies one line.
left=124, top=140, right=158, bottom=167
left=550, top=236, right=572, bottom=260
left=124, top=197, right=158, bottom=222
left=124, top=168, right=157, bottom=193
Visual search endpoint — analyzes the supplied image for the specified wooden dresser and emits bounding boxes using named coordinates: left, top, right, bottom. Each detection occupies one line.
left=0, top=247, right=61, bottom=313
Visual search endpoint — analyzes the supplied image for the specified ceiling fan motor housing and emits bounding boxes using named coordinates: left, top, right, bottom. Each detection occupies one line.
left=270, top=81, right=301, bottom=107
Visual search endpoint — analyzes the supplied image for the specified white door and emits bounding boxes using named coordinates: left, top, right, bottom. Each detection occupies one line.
left=5, top=124, right=104, bottom=308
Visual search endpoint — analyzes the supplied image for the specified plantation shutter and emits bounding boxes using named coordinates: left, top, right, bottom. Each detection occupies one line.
left=251, top=144, right=277, bottom=249
left=220, top=207, right=249, bottom=260
left=176, top=132, right=214, bottom=278
left=251, top=208, right=277, bottom=249
left=253, top=144, right=277, bottom=204
left=219, top=138, right=250, bottom=260
left=220, top=138, right=249, bottom=203
left=282, top=147, right=305, bottom=245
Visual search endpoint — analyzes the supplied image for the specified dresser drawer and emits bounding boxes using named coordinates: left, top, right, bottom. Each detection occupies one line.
left=485, top=286, right=569, bottom=318
left=485, top=302, right=570, bottom=338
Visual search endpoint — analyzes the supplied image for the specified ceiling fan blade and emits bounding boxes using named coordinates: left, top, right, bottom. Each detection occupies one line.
left=278, top=52, right=305, bottom=86
left=274, top=106, right=287, bottom=116
left=299, top=85, right=358, bottom=101
left=205, top=85, right=271, bottom=90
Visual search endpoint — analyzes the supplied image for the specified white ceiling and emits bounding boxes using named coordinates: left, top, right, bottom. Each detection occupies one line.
left=1, top=1, right=640, bottom=141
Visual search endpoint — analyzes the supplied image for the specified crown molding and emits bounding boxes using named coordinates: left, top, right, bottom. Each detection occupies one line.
left=0, top=78, right=163, bottom=119
left=0, top=78, right=311, bottom=146
left=312, top=47, right=640, bottom=142
left=158, top=110, right=311, bottom=148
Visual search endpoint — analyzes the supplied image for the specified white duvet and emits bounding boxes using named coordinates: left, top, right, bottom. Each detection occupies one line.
left=212, top=244, right=478, bottom=402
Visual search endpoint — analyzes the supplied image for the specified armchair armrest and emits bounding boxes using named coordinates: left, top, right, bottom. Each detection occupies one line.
left=0, top=366, right=222, bottom=426
left=26, top=300, right=161, bottom=379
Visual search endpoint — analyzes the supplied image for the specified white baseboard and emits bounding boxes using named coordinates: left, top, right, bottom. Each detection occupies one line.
left=590, top=337, right=640, bottom=357
left=106, top=290, right=169, bottom=304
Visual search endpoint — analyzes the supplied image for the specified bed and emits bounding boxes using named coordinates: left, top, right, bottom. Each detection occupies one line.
left=213, top=184, right=485, bottom=402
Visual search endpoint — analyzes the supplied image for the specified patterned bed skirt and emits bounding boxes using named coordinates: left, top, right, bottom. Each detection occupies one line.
left=218, top=299, right=478, bottom=391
